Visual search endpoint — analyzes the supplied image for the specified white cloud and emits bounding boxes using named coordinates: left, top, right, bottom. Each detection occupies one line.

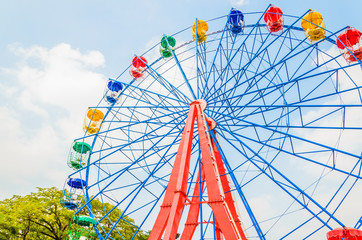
left=230, top=0, right=249, bottom=7
left=0, top=43, right=106, bottom=199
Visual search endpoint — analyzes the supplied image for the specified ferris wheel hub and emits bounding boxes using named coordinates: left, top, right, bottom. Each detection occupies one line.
left=190, top=99, right=207, bottom=111
left=190, top=99, right=217, bottom=130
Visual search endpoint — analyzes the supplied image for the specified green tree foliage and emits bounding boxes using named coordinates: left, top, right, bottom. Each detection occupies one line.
left=87, top=200, right=149, bottom=240
left=0, top=187, right=73, bottom=240
left=0, top=187, right=149, bottom=240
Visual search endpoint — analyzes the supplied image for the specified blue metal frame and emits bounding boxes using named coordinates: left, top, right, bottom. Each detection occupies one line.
left=64, top=7, right=362, bottom=240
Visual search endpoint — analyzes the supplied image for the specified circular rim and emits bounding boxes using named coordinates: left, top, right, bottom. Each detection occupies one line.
left=69, top=7, right=362, bottom=240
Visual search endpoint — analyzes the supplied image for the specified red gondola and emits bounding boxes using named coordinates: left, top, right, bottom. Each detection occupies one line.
left=264, top=5, right=284, bottom=34
left=130, top=56, right=148, bottom=79
left=337, top=27, right=362, bottom=63
left=327, top=227, right=362, bottom=240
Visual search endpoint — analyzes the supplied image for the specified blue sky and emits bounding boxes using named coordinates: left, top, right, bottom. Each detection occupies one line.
left=0, top=0, right=361, bottom=200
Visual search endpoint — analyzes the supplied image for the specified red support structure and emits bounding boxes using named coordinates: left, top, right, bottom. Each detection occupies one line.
left=149, top=100, right=248, bottom=240
left=148, top=103, right=196, bottom=240
left=211, top=136, right=245, bottom=237
left=181, top=169, right=205, bottom=240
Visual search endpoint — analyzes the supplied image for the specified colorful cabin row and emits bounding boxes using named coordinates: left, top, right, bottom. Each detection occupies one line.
left=160, top=35, right=176, bottom=58
left=337, top=27, right=362, bottom=63
left=228, top=7, right=283, bottom=35
left=68, top=142, right=91, bottom=170
left=61, top=178, right=87, bottom=210
left=130, top=56, right=148, bottom=79
left=327, top=227, right=362, bottom=240
left=105, top=9, right=358, bottom=105
left=67, top=215, right=96, bottom=240
left=264, top=5, right=284, bottom=34
left=83, top=108, right=104, bottom=135
left=104, top=80, right=123, bottom=104
left=193, top=19, right=209, bottom=43
left=228, top=9, right=244, bottom=34
left=301, top=10, right=326, bottom=42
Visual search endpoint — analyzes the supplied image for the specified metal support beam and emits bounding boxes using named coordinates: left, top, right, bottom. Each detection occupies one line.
left=149, top=100, right=247, bottom=240
left=149, top=104, right=196, bottom=240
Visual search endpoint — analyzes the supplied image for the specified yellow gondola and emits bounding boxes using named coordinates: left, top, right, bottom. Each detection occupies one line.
left=192, top=19, right=208, bottom=43
left=301, top=10, right=326, bottom=42
left=83, top=108, right=104, bottom=135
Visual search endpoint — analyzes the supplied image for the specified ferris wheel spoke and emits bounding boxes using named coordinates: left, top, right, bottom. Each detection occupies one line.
left=106, top=109, right=185, bottom=127
left=93, top=131, right=182, bottom=175
left=89, top=146, right=175, bottom=192
left=76, top=122, right=186, bottom=218
left=209, top=53, right=290, bottom=109
left=204, top=12, right=309, bottom=103
left=209, top=63, right=361, bottom=114
left=214, top=113, right=362, bottom=179
left=280, top=157, right=362, bottom=239
left=168, top=44, right=197, bottom=100
left=209, top=130, right=267, bottom=239
left=85, top=110, right=186, bottom=148
left=91, top=136, right=183, bottom=202
left=145, top=60, right=193, bottom=103
left=117, top=80, right=187, bottom=106
left=199, top=8, right=271, bottom=102
left=203, top=35, right=259, bottom=103
left=213, top=104, right=358, bottom=130
left=96, top=97, right=186, bottom=136
left=217, top=58, right=336, bottom=110
left=199, top=15, right=232, bottom=99
left=216, top=126, right=346, bottom=231
left=110, top=118, right=186, bottom=175
left=204, top=41, right=255, bottom=121
left=270, top=29, right=295, bottom=67
left=98, top=178, right=157, bottom=225
left=86, top=114, right=186, bottom=173
left=129, top=97, right=186, bottom=134
left=98, top=142, right=202, bottom=238
left=206, top=26, right=345, bottom=105
left=103, top=185, right=149, bottom=239
left=209, top=62, right=292, bottom=131
left=195, top=40, right=205, bottom=100
left=122, top=87, right=184, bottom=115
left=198, top=45, right=213, bottom=99
left=207, top=39, right=249, bottom=119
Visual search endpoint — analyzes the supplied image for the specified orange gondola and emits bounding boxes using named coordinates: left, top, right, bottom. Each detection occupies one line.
left=301, top=10, right=326, bottom=42
left=192, top=19, right=208, bottom=43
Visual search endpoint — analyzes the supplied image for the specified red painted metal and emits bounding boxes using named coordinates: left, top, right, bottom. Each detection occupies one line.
left=149, top=100, right=247, bottom=240
left=195, top=104, right=246, bottom=240
left=211, top=137, right=246, bottom=238
left=215, top=221, right=223, bottom=239
left=180, top=169, right=205, bottom=240
left=148, top=104, right=197, bottom=240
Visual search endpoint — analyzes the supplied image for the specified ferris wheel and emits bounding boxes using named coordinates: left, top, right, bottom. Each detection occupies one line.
left=62, top=5, right=362, bottom=240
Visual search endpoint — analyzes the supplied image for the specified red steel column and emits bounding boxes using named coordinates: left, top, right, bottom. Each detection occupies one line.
left=195, top=104, right=246, bottom=240
left=215, top=220, right=223, bottom=240
left=149, top=100, right=247, bottom=240
left=149, top=104, right=197, bottom=240
left=180, top=168, right=205, bottom=240
left=212, top=137, right=247, bottom=239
